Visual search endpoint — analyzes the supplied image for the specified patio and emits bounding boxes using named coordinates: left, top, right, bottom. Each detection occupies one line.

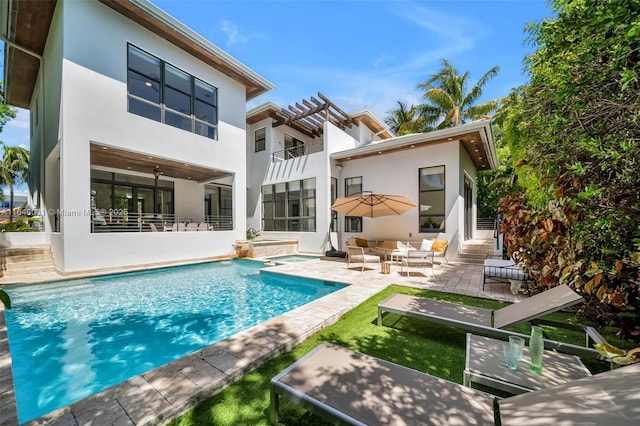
left=0, top=256, right=523, bottom=425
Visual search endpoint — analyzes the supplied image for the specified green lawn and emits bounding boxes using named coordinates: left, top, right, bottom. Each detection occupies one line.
left=169, top=284, right=630, bottom=426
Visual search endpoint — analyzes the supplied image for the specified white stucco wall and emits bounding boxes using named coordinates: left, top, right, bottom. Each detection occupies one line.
left=37, top=1, right=250, bottom=272
left=338, top=140, right=463, bottom=248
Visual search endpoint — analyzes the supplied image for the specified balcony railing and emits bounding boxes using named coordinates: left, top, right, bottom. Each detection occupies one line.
left=272, top=139, right=324, bottom=162
left=91, top=212, right=233, bottom=233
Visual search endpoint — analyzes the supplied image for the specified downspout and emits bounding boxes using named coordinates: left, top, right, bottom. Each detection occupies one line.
left=1, top=0, right=47, bottom=231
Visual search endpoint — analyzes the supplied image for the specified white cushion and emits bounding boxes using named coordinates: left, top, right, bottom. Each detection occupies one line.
left=420, top=239, right=434, bottom=251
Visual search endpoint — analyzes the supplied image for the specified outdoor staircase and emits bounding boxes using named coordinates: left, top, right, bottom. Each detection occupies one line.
left=0, top=245, right=56, bottom=281
left=455, top=238, right=497, bottom=264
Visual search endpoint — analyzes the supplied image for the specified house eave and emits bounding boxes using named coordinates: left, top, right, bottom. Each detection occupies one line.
left=1, top=0, right=274, bottom=108
left=331, top=120, right=499, bottom=171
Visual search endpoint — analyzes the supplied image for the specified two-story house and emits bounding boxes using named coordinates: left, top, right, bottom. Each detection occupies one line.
left=2, top=0, right=274, bottom=272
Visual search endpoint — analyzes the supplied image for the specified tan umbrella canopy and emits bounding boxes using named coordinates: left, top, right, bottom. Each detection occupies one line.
left=331, top=192, right=417, bottom=218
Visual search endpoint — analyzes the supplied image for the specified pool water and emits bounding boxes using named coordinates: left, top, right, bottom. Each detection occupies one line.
left=4, top=259, right=344, bottom=423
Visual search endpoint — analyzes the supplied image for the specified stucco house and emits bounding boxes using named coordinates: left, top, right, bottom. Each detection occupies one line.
left=246, top=96, right=497, bottom=257
left=2, top=0, right=273, bottom=272
left=2, top=0, right=498, bottom=274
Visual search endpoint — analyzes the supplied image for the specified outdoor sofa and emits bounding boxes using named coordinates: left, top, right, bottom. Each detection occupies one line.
left=377, top=285, right=607, bottom=359
left=270, top=342, right=640, bottom=425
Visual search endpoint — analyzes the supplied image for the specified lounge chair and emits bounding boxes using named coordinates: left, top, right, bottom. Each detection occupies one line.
left=377, top=285, right=606, bottom=359
left=346, top=245, right=380, bottom=272
left=483, top=257, right=530, bottom=294
left=270, top=342, right=640, bottom=425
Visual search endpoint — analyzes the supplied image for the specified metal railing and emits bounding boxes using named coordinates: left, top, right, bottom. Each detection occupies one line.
left=272, top=139, right=324, bottom=162
left=91, top=212, right=233, bottom=233
left=477, top=217, right=497, bottom=230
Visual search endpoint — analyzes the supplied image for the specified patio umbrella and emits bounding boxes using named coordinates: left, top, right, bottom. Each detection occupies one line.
left=331, top=192, right=417, bottom=218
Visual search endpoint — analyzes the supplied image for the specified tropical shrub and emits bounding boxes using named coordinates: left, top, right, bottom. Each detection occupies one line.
left=498, top=0, right=640, bottom=334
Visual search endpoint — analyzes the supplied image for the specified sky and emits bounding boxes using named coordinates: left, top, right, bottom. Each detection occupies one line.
left=1, top=0, right=554, bottom=153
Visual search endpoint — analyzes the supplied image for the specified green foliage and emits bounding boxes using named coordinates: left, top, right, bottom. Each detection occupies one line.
left=0, top=143, right=30, bottom=222
left=246, top=227, right=260, bottom=241
left=0, top=80, right=17, bottom=133
left=384, top=59, right=501, bottom=133
left=0, top=215, right=40, bottom=232
left=497, top=0, right=640, bottom=327
left=0, top=289, right=10, bottom=309
left=417, top=59, right=500, bottom=129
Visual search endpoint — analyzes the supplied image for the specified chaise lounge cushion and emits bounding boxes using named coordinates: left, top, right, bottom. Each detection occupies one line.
left=484, top=259, right=529, bottom=281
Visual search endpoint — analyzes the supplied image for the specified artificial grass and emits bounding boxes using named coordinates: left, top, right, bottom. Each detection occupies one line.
left=168, top=284, right=631, bottom=426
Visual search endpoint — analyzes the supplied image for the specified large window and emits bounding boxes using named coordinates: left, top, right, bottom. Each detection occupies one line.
left=262, top=178, right=316, bottom=231
left=255, top=128, right=266, bottom=152
left=205, top=185, right=233, bottom=230
left=127, top=44, right=218, bottom=139
left=344, top=176, right=362, bottom=232
left=419, top=165, right=445, bottom=232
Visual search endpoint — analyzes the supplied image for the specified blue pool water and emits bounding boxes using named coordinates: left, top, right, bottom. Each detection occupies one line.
left=4, top=259, right=344, bottom=423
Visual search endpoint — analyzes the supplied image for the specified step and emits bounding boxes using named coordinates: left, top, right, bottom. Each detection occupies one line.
left=1, top=245, right=51, bottom=256
left=2, top=265, right=56, bottom=278
left=3, top=253, right=53, bottom=263
left=4, top=259, right=54, bottom=271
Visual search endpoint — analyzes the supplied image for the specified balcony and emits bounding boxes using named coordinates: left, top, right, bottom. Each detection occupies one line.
left=90, top=212, right=233, bottom=233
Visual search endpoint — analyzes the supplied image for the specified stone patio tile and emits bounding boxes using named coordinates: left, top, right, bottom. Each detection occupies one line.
left=178, top=357, right=227, bottom=389
left=23, top=407, right=77, bottom=426
left=202, top=349, right=248, bottom=376
left=143, top=368, right=201, bottom=407
left=112, top=376, right=173, bottom=425
left=73, top=399, right=133, bottom=426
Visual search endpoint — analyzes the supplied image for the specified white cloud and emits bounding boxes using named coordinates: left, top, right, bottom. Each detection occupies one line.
left=6, top=108, right=29, bottom=130
left=221, top=20, right=247, bottom=47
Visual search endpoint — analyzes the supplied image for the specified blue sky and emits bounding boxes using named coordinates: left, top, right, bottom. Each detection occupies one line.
left=1, top=0, right=553, bottom=151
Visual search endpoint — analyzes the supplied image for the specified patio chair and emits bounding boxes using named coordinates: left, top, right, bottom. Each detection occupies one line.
left=377, top=285, right=607, bottom=359
left=346, top=245, right=380, bottom=272
left=270, top=342, right=640, bottom=426
left=399, top=249, right=434, bottom=277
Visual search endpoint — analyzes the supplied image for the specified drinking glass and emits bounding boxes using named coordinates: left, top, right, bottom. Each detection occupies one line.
left=503, top=342, right=518, bottom=370
left=509, top=336, right=525, bottom=362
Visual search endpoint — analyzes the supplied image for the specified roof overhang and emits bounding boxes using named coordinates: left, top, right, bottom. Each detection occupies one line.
left=1, top=0, right=274, bottom=108
left=330, top=120, right=499, bottom=171
left=90, top=143, right=230, bottom=183
left=350, top=108, right=394, bottom=139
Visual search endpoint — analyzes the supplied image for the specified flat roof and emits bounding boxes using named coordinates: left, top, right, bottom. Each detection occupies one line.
left=330, top=120, right=498, bottom=170
left=1, top=0, right=274, bottom=108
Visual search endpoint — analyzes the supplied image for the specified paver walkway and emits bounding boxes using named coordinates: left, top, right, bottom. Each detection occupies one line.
left=0, top=257, right=524, bottom=426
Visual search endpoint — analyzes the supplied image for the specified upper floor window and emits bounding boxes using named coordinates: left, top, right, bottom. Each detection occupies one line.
left=255, top=128, right=266, bottom=152
left=419, top=165, right=445, bottom=232
left=127, top=44, right=218, bottom=140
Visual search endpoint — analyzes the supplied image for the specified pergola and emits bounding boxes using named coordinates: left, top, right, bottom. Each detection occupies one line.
left=271, top=92, right=357, bottom=138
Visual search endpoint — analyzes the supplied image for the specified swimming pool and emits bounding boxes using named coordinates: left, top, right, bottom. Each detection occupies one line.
left=3, top=259, right=345, bottom=423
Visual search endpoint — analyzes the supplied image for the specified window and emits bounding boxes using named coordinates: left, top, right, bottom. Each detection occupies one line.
left=255, top=128, right=266, bottom=152
left=344, top=176, right=362, bottom=232
left=127, top=44, right=218, bottom=139
left=261, top=178, right=316, bottom=232
left=284, top=134, right=305, bottom=158
left=330, top=177, right=338, bottom=232
left=205, top=185, right=233, bottom=230
left=419, top=165, right=445, bottom=232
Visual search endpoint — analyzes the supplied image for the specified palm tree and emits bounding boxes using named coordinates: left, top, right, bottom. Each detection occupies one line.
left=385, top=101, right=432, bottom=135
left=417, top=59, right=500, bottom=129
left=0, top=144, right=30, bottom=222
